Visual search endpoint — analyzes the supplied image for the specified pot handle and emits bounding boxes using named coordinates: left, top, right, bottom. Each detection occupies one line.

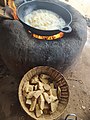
left=23, top=0, right=35, bottom=3
left=61, top=25, right=72, bottom=33
left=65, top=114, right=77, bottom=120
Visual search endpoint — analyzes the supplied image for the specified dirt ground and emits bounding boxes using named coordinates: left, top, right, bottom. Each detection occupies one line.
left=0, top=0, right=90, bottom=120
left=59, top=1, right=90, bottom=119
left=60, top=0, right=90, bottom=18
left=62, top=27, right=90, bottom=120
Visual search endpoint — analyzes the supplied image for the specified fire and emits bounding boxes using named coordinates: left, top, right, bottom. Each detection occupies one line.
left=8, top=0, right=18, bottom=20
left=32, top=32, right=64, bottom=40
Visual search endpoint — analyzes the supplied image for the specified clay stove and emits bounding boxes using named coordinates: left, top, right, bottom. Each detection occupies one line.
left=0, top=0, right=87, bottom=77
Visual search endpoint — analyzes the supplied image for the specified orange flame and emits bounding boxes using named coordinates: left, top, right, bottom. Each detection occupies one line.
left=32, top=32, right=64, bottom=40
left=8, top=0, right=18, bottom=20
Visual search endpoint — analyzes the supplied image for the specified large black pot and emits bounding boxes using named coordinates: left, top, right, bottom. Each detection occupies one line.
left=17, top=0, right=72, bottom=35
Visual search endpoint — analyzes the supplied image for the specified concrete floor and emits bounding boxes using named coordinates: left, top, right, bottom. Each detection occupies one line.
left=0, top=1, right=90, bottom=120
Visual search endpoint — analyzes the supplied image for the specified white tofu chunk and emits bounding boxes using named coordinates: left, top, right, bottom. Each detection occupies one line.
left=40, top=78, right=48, bottom=84
left=50, top=89, right=57, bottom=97
left=31, top=75, right=39, bottom=84
left=38, top=94, right=45, bottom=110
left=43, top=84, right=51, bottom=91
left=38, top=81, right=44, bottom=90
left=40, top=74, right=50, bottom=79
left=34, top=85, right=38, bottom=91
left=29, top=97, right=37, bottom=111
left=23, top=81, right=34, bottom=93
left=33, top=90, right=43, bottom=99
left=43, top=92, right=57, bottom=104
left=26, top=85, right=34, bottom=93
left=26, top=99, right=31, bottom=105
left=49, top=95, right=58, bottom=102
left=50, top=83, right=54, bottom=89
left=35, top=104, right=43, bottom=118
left=27, top=91, right=35, bottom=99
left=51, top=100, right=59, bottom=113
left=43, top=92, right=51, bottom=104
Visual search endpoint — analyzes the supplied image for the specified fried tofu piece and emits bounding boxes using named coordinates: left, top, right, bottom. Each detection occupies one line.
left=26, top=99, right=31, bottom=105
left=39, top=74, right=49, bottom=84
left=43, top=92, right=57, bottom=104
left=35, top=104, right=43, bottom=118
left=34, top=85, right=38, bottom=91
left=47, top=90, right=51, bottom=96
left=51, top=100, right=59, bottom=113
left=27, top=91, right=35, bottom=99
left=49, top=95, right=58, bottom=102
left=40, top=78, right=48, bottom=84
left=26, top=85, right=34, bottom=93
left=38, top=81, right=44, bottom=90
left=29, top=85, right=34, bottom=91
left=43, top=84, right=51, bottom=91
left=38, top=94, right=45, bottom=110
left=33, top=90, right=43, bottom=99
left=43, top=92, right=51, bottom=104
left=31, top=75, right=39, bottom=84
left=29, top=97, right=37, bottom=112
left=23, top=81, right=34, bottom=92
left=40, top=74, right=50, bottom=79
left=50, top=83, right=54, bottom=89
left=47, top=89, right=52, bottom=96
left=50, top=89, right=57, bottom=97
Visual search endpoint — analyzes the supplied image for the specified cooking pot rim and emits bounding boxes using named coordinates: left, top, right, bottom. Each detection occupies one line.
left=17, top=0, right=72, bottom=33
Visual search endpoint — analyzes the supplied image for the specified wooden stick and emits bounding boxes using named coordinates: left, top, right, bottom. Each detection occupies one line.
left=4, top=0, right=7, bottom=6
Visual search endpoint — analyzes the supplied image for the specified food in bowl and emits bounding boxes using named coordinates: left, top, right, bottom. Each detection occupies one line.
left=24, top=9, right=66, bottom=30
left=22, top=73, right=61, bottom=118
